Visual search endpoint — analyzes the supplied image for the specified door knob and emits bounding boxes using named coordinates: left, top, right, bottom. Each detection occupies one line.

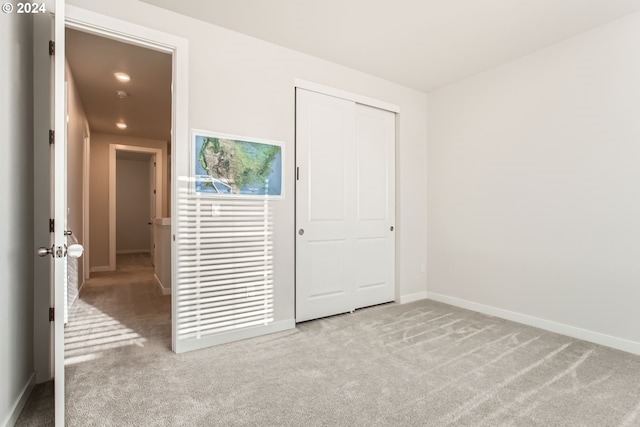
left=37, top=245, right=54, bottom=257
left=298, top=229, right=304, bottom=235
left=67, top=244, right=84, bottom=259
left=37, top=244, right=84, bottom=258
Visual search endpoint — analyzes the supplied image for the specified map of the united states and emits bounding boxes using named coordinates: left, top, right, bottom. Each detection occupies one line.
left=195, top=136, right=282, bottom=196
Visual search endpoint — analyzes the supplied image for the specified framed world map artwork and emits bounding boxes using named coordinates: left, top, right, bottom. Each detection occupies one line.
left=192, top=130, right=284, bottom=199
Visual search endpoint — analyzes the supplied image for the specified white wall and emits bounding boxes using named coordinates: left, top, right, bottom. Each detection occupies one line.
left=116, top=158, right=151, bottom=253
left=66, top=61, right=89, bottom=306
left=427, top=13, right=640, bottom=353
left=89, top=133, right=168, bottom=269
left=68, top=0, right=429, bottom=324
left=0, top=12, right=34, bottom=427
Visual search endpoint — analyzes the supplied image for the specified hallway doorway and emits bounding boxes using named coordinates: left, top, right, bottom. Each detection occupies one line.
left=64, top=23, right=173, bottom=346
left=61, top=22, right=175, bottom=418
left=112, top=146, right=164, bottom=272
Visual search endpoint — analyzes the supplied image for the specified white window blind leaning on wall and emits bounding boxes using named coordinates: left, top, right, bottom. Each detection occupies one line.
left=175, top=196, right=274, bottom=351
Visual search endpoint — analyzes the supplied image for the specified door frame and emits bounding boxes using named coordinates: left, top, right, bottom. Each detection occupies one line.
left=294, top=79, right=400, bottom=114
left=82, top=132, right=90, bottom=280
left=63, top=4, right=188, bottom=350
left=148, top=154, right=156, bottom=266
left=108, top=144, right=163, bottom=270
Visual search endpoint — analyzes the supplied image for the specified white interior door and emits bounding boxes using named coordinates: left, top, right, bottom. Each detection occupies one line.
left=34, top=0, right=68, bottom=424
left=53, top=1, right=67, bottom=424
left=295, top=89, right=395, bottom=322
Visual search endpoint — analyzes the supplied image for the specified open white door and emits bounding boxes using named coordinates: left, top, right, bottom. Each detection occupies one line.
left=52, top=2, right=67, bottom=424
left=34, top=1, right=71, bottom=425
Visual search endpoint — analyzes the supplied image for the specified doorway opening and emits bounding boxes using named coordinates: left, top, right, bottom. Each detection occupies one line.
left=63, top=27, right=173, bottom=365
left=110, top=145, right=164, bottom=273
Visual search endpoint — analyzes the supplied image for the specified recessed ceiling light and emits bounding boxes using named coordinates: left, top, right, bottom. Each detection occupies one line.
left=116, top=122, right=127, bottom=129
left=114, top=72, right=131, bottom=82
left=116, top=90, right=129, bottom=99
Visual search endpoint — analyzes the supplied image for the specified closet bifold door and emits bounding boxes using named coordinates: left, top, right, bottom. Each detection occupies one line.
left=353, top=103, right=396, bottom=309
left=296, top=88, right=395, bottom=322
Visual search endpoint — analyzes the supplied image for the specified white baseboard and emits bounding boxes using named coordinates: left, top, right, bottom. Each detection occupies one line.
left=154, top=274, right=171, bottom=295
left=116, top=249, right=151, bottom=254
left=90, top=266, right=110, bottom=273
left=428, top=292, right=640, bottom=356
left=175, top=319, right=296, bottom=353
left=399, top=291, right=428, bottom=304
left=1, top=372, right=35, bottom=427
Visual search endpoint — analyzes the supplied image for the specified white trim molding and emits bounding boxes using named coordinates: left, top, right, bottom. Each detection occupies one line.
left=176, top=320, right=296, bottom=353
left=294, top=79, right=400, bottom=113
left=428, top=292, right=640, bottom=356
left=83, top=134, right=91, bottom=281
left=154, top=274, right=171, bottom=295
left=108, top=144, right=163, bottom=271
left=399, top=291, right=428, bottom=304
left=116, top=249, right=152, bottom=255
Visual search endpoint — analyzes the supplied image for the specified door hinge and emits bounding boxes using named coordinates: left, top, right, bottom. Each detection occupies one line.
left=49, top=218, right=54, bottom=233
left=49, top=307, right=54, bottom=322
left=153, top=189, right=156, bottom=194
left=49, top=130, right=55, bottom=145
left=296, top=167, right=300, bottom=181
left=49, top=40, right=55, bottom=56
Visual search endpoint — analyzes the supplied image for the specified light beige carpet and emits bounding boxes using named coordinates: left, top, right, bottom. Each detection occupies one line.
left=16, top=255, right=640, bottom=426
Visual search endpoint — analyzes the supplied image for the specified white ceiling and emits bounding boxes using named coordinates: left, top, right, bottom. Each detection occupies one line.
left=66, top=29, right=172, bottom=141
left=141, top=0, right=640, bottom=92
